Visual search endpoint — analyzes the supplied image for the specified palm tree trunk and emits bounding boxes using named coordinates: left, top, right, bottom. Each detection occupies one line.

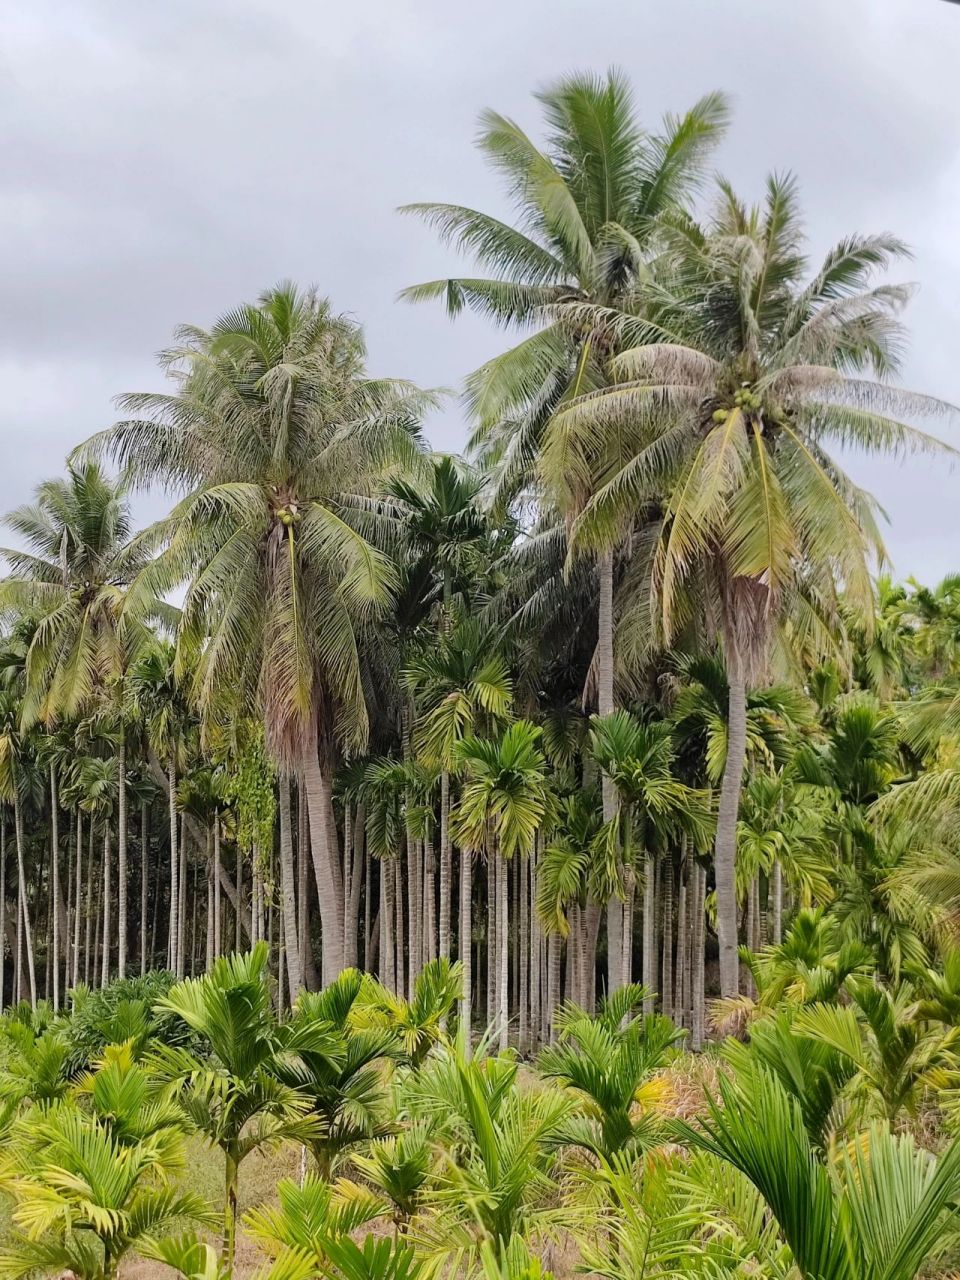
left=661, top=859, right=674, bottom=1020
left=49, top=764, right=60, bottom=1009
left=675, top=864, right=688, bottom=1029
left=13, top=791, right=36, bottom=1008
left=439, top=770, right=452, bottom=961
left=297, top=785, right=317, bottom=987
left=771, top=860, right=783, bottom=945
left=363, top=843, right=372, bottom=971
left=101, top=824, right=112, bottom=988
left=716, top=664, right=747, bottom=998
left=348, top=801, right=365, bottom=969
left=519, top=852, right=529, bottom=1052
left=382, top=857, right=395, bottom=991
left=423, top=836, right=436, bottom=964
left=84, top=818, right=95, bottom=986
left=393, top=856, right=405, bottom=997
left=597, top=548, right=622, bottom=998
left=486, top=855, right=496, bottom=1026
left=300, top=738, right=344, bottom=984
left=168, top=762, right=178, bottom=971
left=497, top=850, right=509, bottom=1052
left=692, top=863, right=706, bottom=1050
left=621, top=868, right=635, bottom=990
left=178, top=814, right=187, bottom=976
left=213, top=811, right=221, bottom=959
left=140, top=800, right=149, bottom=975
left=235, top=845, right=243, bottom=952
left=15, top=875, right=22, bottom=1003
left=546, top=930, right=560, bottom=1042
left=459, top=849, right=472, bottom=1058
left=73, top=810, right=83, bottom=987
left=278, top=775, right=302, bottom=995
left=407, top=829, right=420, bottom=993
left=117, top=729, right=127, bottom=978
left=205, top=851, right=214, bottom=972
left=642, top=854, right=656, bottom=1013
left=529, top=841, right=541, bottom=1048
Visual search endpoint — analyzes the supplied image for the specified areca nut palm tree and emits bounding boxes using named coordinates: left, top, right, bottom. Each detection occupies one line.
left=75, top=284, right=436, bottom=984
left=455, top=720, right=549, bottom=1051
left=554, top=176, right=956, bottom=996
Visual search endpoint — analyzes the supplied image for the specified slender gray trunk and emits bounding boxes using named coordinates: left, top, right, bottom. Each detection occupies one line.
left=395, top=856, right=406, bottom=997
left=382, top=858, right=395, bottom=991
left=278, top=776, right=302, bottom=995
left=529, top=841, right=541, bottom=1048
left=716, top=665, right=747, bottom=998
left=771, top=861, right=783, bottom=945
left=84, top=819, right=94, bottom=986
left=178, top=814, right=187, bottom=976
left=439, top=770, right=452, bottom=961
left=642, top=855, right=656, bottom=1013
left=140, top=800, right=149, bottom=975
left=547, top=930, right=560, bottom=1042
left=73, top=810, right=83, bottom=987
left=597, top=549, right=622, bottom=998
left=348, top=801, right=365, bottom=969
left=101, top=824, right=111, bottom=989
left=675, top=865, right=688, bottom=1029
left=519, top=852, right=529, bottom=1052
left=117, top=730, right=127, bottom=978
left=692, top=863, right=706, bottom=1050
left=13, top=791, right=36, bottom=1008
left=49, top=765, right=60, bottom=1009
left=168, top=762, right=178, bottom=971
left=661, top=859, right=673, bottom=1021
left=300, top=738, right=344, bottom=983
left=459, top=849, right=472, bottom=1058
left=497, top=851, right=509, bottom=1052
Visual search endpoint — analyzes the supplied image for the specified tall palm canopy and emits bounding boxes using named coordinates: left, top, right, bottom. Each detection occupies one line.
left=77, top=283, right=435, bottom=982
left=0, top=463, right=151, bottom=727
left=401, top=69, right=730, bottom=507
left=547, top=177, right=956, bottom=995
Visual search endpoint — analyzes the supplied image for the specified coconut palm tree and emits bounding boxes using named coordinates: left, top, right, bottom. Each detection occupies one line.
left=455, top=722, right=549, bottom=1050
left=77, top=284, right=433, bottom=984
left=550, top=179, right=955, bottom=996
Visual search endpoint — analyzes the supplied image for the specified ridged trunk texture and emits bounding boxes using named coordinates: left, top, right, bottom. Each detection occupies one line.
left=459, top=849, right=472, bottom=1058
left=168, top=762, right=178, bottom=971
left=300, top=739, right=344, bottom=984
left=140, top=801, right=149, bottom=975
left=117, top=730, right=127, bottom=978
left=716, top=666, right=747, bottom=998
left=597, top=549, right=621, bottom=998
left=278, top=775, right=302, bottom=995
left=439, top=770, right=452, bottom=961
left=49, top=764, right=60, bottom=1008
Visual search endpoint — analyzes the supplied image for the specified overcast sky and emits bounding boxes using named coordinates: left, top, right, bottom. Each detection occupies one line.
left=3, top=0, right=959, bottom=579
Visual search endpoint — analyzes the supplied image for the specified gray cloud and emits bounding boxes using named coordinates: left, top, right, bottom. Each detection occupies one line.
left=2, top=0, right=959, bottom=574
